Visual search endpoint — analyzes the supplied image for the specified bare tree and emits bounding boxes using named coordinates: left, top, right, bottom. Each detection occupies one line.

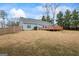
left=42, top=3, right=60, bottom=25
left=0, top=10, right=7, bottom=28
left=50, top=3, right=60, bottom=25
left=42, top=3, right=51, bottom=23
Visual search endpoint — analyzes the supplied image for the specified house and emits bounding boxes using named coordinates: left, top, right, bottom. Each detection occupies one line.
left=19, top=18, right=52, bottom=30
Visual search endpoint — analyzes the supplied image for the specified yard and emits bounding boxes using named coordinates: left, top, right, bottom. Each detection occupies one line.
left=0, top=30, right=79, bottom=56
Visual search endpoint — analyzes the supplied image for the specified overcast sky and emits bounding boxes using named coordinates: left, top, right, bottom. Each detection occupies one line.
left=0, top=3, right=79, bottom=19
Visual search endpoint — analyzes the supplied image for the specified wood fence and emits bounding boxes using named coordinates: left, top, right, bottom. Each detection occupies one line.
left=0, top=26, right=21, bottom=35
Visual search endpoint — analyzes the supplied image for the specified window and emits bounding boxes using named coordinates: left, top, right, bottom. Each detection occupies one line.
left=27, top=24, right=31, bottom=28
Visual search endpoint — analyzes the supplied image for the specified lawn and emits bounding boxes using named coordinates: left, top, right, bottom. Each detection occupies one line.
left=0, top=30, right=79, bottom=56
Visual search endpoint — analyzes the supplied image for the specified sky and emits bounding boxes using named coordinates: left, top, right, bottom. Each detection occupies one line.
left=0, top=3, right=79, bottom=20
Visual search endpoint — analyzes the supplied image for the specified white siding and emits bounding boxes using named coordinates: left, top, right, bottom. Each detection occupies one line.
left=22, top=24, right=42, bottom=30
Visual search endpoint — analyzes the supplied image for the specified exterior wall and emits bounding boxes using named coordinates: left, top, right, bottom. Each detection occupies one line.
left=22, top=23, right=42, bottom=30
left=19, top=19, right=52, bottom=31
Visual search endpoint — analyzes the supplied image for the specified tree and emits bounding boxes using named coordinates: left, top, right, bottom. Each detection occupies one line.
left=72, top=10, right=79, bottom=29
left=42, top=15, right=46, bottom=21
left=43, top=4, right=51, bottom=23
left=64, top=10, right=71, bottom=28
left=0, top=10, right=7, bottom=28
left=46, top=15, right=51, bottom=22
left=7, top=21, right=20, bottom=26
left=57, top=11, right=64, bottom=26
left=50, top=3, right=59, bottom=25
left=42, top=15, right=51, bottom=23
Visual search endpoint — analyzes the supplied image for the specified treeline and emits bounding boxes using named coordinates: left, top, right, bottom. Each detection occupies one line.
left=41, top=9, right=79, bottom=30
left=42, top=15, right=52, bottom=23
left=0, top=10, right=20, bottom=28
left=57, top=9, right=79, bottom=30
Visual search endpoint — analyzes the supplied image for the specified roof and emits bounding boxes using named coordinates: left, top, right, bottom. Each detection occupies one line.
left=19, top=18, right=52, bottom=26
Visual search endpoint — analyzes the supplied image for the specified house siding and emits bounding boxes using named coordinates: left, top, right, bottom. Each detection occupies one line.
left=22, top=23, right=42, bottom=30
left=19, top=18, right=52, bottom=30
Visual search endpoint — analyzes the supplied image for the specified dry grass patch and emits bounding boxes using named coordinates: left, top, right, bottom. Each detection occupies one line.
left=0, top=30, right=79, bottom=55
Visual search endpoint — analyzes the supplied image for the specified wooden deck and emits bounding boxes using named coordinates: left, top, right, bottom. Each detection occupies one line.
left=41, top=26, right=63, bottom=31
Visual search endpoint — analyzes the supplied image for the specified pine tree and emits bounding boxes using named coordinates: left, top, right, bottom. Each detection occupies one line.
left=64, top=10, right=71, bottom=28
left=46, top=15, right=51, bottom=22
left=57, top=11, right=64, bottom=26
left=72, top=10, right=79, bottom=29
left=42, top=15, right=46, bottom=21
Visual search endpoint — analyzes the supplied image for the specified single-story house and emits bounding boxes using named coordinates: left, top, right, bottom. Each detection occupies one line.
left=19, top=18, right=52, bottom=30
